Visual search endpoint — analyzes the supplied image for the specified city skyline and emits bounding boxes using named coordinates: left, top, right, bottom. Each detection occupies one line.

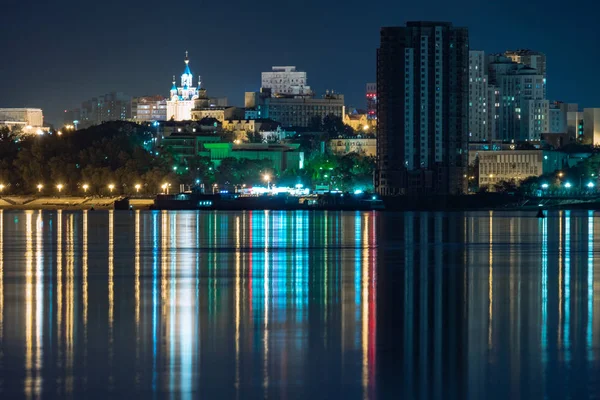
left=1, top=0, right=595, bottom=125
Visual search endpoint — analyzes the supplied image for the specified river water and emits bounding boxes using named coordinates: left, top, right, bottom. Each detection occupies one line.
left=0, top=209, right=598, bottom=399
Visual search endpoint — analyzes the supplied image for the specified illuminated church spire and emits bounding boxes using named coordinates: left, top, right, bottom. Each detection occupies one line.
left=181, top=51, right=193, bottom=88
left=170, top=75, right=177, bottom=97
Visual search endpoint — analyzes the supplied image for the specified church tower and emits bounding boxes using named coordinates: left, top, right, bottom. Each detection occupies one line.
left=167, top=51, right=201, bottom=121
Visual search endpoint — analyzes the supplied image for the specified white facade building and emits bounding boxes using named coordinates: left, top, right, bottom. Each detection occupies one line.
left=167, top=52, right=201, bottom=121
left=0, top=108, right=47, bottom=134
left=469, top=51, right=489, bottom=141
left=261, top=66, right=311, bottom=96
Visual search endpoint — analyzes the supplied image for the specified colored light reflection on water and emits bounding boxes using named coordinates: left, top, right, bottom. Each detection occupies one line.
left=0, top=210, right=600, bottom=399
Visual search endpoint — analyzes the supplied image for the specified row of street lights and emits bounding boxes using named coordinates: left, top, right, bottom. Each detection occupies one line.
left=0, top=182, right=154, bottom=195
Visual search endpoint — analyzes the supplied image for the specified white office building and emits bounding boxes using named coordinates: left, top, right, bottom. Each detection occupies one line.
left=261, top=66, right=311, bottom=96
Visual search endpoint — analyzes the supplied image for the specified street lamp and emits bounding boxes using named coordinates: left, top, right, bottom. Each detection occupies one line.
left=37, top=183, right=43, bottom=193
left=0, top=184, right=4, bottom=193
left=83, top=184, right=89, bottom=194
left=108, top=184, right=115, bottom=194
left=263, top=174, right=271, bottom=190
left=57, top=184, right=63, bottom=193
left=135, top=184, right=141, bottom=193
left=541, top=183, right=549, bottom=189
left=565, top=182, right=572, bottom=189
left=588, top=182, right=595, bottom=189
left=161, top=183, right=170, bottom=194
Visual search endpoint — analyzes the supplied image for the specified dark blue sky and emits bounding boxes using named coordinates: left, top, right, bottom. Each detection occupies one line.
left=0, top=0, right=597, bottom=125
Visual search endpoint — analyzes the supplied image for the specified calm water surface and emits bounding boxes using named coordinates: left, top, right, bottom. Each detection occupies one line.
left=0, top=209, right=598, bottom=399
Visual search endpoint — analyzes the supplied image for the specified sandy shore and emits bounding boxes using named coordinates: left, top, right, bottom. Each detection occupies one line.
left=0, top=196, right=154, bottom=210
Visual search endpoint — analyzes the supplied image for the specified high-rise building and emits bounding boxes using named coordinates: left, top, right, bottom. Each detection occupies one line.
left=366, top=82, right=377, bottom=120
left=167, top=52, right=201, bottom=121
left=132, top=95, right=168, bottom=122
left=70, top=92, right=131, bottom=128
left=469, top=51, right=489, bottom=141
left=375, top=21, right=469, bottom=196
left=261, top=66, right=311, bottom=96
left=487, top=55, right=548, bottom=141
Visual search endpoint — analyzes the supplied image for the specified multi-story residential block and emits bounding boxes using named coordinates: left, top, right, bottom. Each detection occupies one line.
left=375, top=21, right=469, bottom=195
left=67, top=92, right=131, bottom=128
left=132, top=95, right=167, bottom=122
left=487, top=55, right=547, bottom=141
left=469, top=51, right=489, bottom=141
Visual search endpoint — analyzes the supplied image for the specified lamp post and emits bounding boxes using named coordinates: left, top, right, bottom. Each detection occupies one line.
left=263, top=174, right=271, bottom=190
left=82, top=184, right=89, bottom=194
left=108, top=184, right=115, bottom=194
left=0, top=184, right=4, bottom=194
left=135, top=184, right=141, bottom=194
left=56, top=184, right=63, bottom=194
left=161, top=183, right=170, bottom=194
left=37, top=184, right=43, bottom=193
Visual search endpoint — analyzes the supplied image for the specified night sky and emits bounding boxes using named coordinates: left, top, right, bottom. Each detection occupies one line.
left=1, top=0, right=597, bottom=126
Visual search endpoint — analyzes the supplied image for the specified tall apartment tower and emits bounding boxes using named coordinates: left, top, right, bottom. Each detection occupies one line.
left=469, top=51, right=489, bottom=141
left=375, top=21, right=469, bottom=196
left=487, top=55, right=548, bottom=141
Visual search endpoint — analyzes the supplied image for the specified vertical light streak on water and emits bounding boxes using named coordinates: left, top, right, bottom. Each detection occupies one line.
left=263, top=210, right=270, bottom=393
left=56, top=210, right=63, bottom=374
left=0, top=210, right=3, bottom=346
left=152, top=211, right=159, bottom=394
left=588, top=211, right=594, bottom=361
left=324, top=211, right=328, bottom=318
left=361, top=213, right=371, bottom=399
left=35, top=210, right=44, bottom=392
left=160, top=211, right=169, bottom=394
left=558, top=211, right=563, bottom=347
left=404, top=212, right=414, bottom=396
left=434, top=212, right=443, bottom=400
left=369, top=211, right=378, bottom=399
left=489, top=211, right=494, bottom=349
left=108, top=210, right=115, bottom=389
left=235, top=215, right=241, bottom=394
left=541, top=215, right=548, bottom=365
left=564, top=211, right=571, bottom=362
left=66, top=214, right=75, bottom=393
left=135, top=210, right=141, bottom=389
left=355, top=212, right=362, bottom=344
left=178, top=213, right=193, bottom=400
left=82, top=210, right=88, bottom=379
left=212, top=212, right=217, bottom=312
left=170, top=213, right=177, bottom=396
left=24, top=211, right=33, bottom=399
left=419, top=213, right=428, bottom=400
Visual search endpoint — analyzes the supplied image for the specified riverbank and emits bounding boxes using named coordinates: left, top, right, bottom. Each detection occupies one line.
left=0, top=196, right=154, bottom=210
